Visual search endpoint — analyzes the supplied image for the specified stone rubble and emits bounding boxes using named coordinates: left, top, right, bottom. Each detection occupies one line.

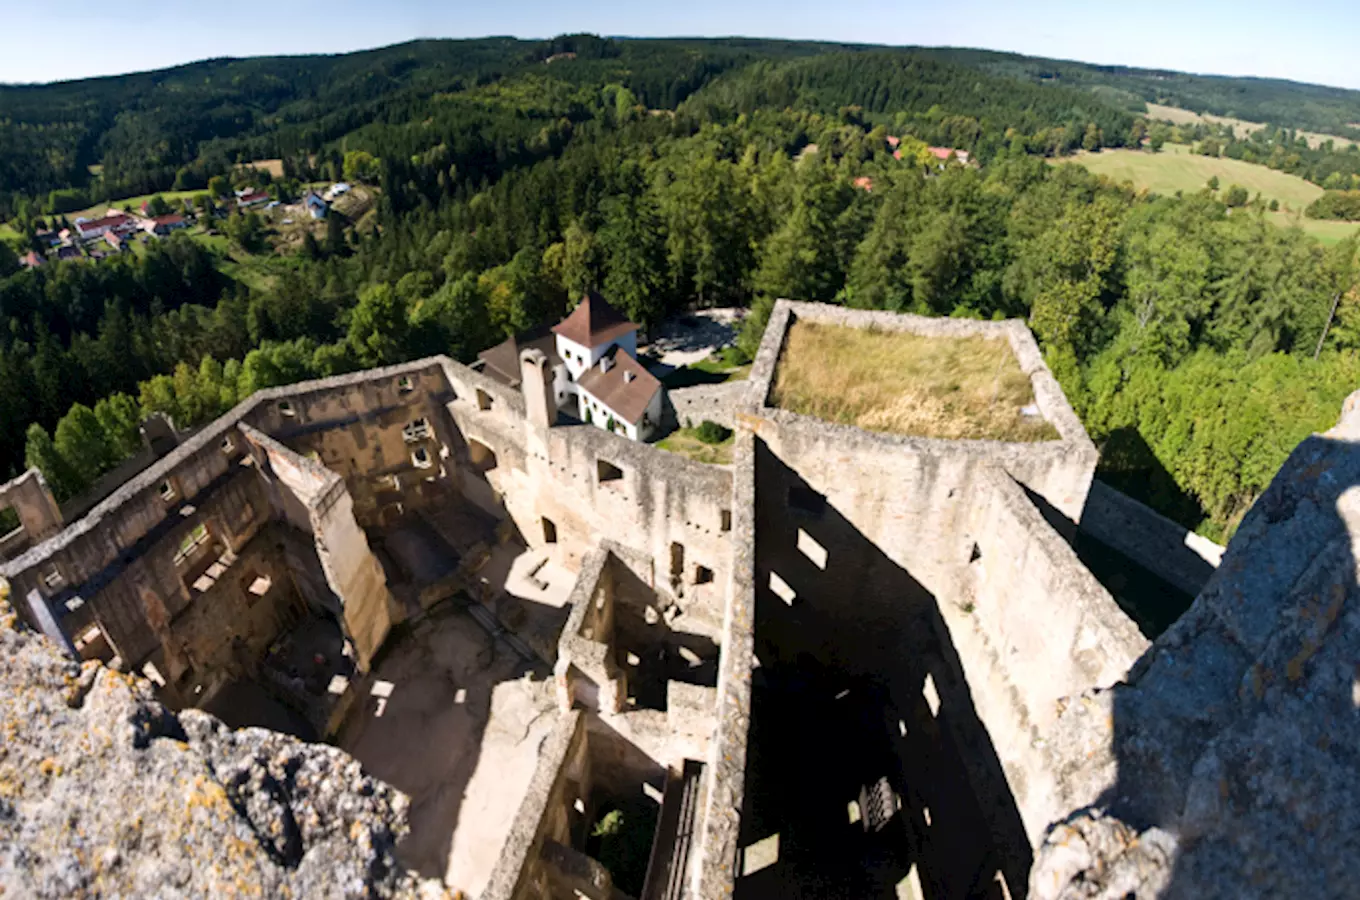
left=0, top=594, right=452, bottom=900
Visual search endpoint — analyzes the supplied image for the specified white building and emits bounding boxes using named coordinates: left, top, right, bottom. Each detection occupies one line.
left=477, top=293, right=663, bottom=441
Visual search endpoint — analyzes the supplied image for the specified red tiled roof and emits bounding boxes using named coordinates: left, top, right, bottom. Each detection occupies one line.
left=577, top=347, right=661, bottom=425
left=886, top=135, right=901, bottom=148
left=853, top=176, right=874, bottom=191
left=551, top=292, right=638, bottom=349
left=237, top=191, right=269, bottom=204
left=76, top=213, right=130, bottom=233
left=152, top=215, right=185, bottom=226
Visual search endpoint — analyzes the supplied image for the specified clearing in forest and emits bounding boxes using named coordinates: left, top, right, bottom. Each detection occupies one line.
left=1064, top=143, right=1360, bottom=244
left=771, top=321, right=1059, bottom=442
left=1145, top=103, right=1356, bottom=150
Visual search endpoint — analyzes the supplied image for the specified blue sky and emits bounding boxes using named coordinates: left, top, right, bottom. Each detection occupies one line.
left=3, top=0, right=1358, bottom=90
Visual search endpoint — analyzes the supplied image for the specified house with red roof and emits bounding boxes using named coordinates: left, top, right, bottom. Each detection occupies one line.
left=553, top=292, right=662, bottom=440
left=475, top=292, right=665, bottom=440
left=236, top=190, right=270, bottom=209
left=74, top=212, right=135, bottom=241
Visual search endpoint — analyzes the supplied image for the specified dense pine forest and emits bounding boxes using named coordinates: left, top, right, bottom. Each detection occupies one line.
left=4, top=35, right=1360, bottom=542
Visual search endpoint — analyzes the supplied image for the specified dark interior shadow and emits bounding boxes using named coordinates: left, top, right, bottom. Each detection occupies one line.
left=613, top=601, right=720, bottom=711
left=738, top=439, right=1031, bottom=899
left=1095, top=426, right=1206, bottom=532
left=1072, top=533, right=1192, bottom=638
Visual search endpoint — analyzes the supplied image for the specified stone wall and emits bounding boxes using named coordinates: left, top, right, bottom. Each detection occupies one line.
left=954, top=466, right=1148, bottom=841
left=1030, top=395, right=1360, bottom=898
left=666, top=381, right=750, bottom=431
left=0, top=469, right=62, bottom=563
left=1079, top=479, right=1225, bottom=597
left=241, top=425, right=397, bottom=672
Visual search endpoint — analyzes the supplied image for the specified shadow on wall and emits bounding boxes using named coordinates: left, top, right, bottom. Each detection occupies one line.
left=1094, top=426, right=1206, bottom=534
left=737, top=439, right=1031, bottom=900
left=1051, top=429, right=1360, bottom=897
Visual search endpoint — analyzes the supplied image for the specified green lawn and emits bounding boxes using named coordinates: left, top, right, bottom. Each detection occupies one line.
left=1063, top=143, right=1360, bottom=245
left=656, top=427, right=735, bottom=465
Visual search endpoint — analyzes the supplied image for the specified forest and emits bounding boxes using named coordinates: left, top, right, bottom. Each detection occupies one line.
left=4, top=37, right=1360, bottom=543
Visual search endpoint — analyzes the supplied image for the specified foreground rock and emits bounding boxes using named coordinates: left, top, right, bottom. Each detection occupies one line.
left=1030, top=394, right=1360, bottom=899
left=0, top=599, right=450, bottom=899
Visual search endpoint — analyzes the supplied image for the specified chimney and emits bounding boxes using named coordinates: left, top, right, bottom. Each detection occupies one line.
left=599, top=356, right=613, bottom=374
left=519, top=348, right=557, bottom=430
left=624, top=371, right=634, bottom=383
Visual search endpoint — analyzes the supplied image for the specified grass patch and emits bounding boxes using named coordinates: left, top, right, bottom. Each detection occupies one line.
left=661, top=346, right=751, bottom=388
left=657, top=427, right=735, bottom=465
left=1063, top=143, right=1360, bottom=244
left=771, top=321, right=1059, bottom=441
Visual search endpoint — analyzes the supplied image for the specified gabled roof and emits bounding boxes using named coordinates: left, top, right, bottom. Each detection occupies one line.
left=477, top=325, right=561, bottom=388
left=551, top=292, right=638, bottom=349
left=577, top=346, right=661, bottom=425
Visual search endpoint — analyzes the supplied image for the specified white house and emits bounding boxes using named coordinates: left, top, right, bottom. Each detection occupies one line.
left=477, top=293, right=663, bottom=441
left=551, top=293, right=662, bottom=441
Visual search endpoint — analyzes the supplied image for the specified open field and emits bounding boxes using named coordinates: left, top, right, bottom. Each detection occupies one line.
left=1064, top=143, right=1360, bottom=244
left=771, top=321, right=1058, bottom=442
left=242, top=158, right=285, bottom=179
left=1146, top=103, right=1356, bottom=150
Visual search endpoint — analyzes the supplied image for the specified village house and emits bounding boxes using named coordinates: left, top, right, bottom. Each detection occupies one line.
left=304, top=192, right=328, bottom=220
left=104, top=231, right=125, bottom=252
left=477, top=293, right=664, bottom=441
left=19, top=250, right=44, bottom=268
left=554, top=293, right=663, bottom=440
left=236, top=189, right=270, bottom=209
left=73, top=212, right=137, bottom=241
left=143, top=214, right=188, bottom=236
left=322, top=182, right=351, bottom=201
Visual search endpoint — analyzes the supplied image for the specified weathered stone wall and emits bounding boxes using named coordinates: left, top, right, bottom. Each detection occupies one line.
left=1079, top=478, right=1225, bottom=597
left=0, top=596, right=449, bottom=900
left=445, top=382, right=735, bottom=632
left=242, top=425, right=397, bottom=672
left=666, top=380, right=749, bottom=431
left=955, top=466, right=1148, bottom=841
left=483, top=710, right=589, bottom=900
left=1030, top=395, right=1360, bottom=899
left=0, top=469, right=62, bottom=562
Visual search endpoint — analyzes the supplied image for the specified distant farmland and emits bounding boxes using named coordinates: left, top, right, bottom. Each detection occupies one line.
left=1062, top=143, right=1360, bottom=244
left=1145, top=103, right=1357, bottom=150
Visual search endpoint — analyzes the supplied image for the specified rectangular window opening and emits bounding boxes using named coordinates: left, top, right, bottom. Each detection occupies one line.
left=220, top=435, right=235, bottom=455
left=468, top=438, right=498, bottom=473
left=174, top=522, right=211, bottom=567
left=278, top=400, right=296, bottom=417
left=411, top=447, right=432, bottom=469
left=788, top=484, right=826, bottom=518
left=159, top=480, right=178, bottom=503
left=542, top=517, right=558, bottom=544
left=403, top=417, right=431, bottom=443
left=720, top=508, right=732, bottom=532
left=769, top=570, right=796, bottom=605
left=797, top=528, right=828, bottom=570
left=42, top=564, right=65, bottom=590
left=475, top=388, right=493, bottom=411
left=597, top=458, right=624, bottom=484
left=397, top=375, right=414, bottom=394
left=0, top=504, right=19, bottom=538
left=695, top=565, right=714, bottom=585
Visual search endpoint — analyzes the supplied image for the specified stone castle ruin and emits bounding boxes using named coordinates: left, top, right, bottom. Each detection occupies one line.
left=0, top=299, right=1355, bottom=898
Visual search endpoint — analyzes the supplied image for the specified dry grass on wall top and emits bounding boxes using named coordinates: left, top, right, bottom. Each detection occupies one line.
left=770, top=321, right=1060, bottom=442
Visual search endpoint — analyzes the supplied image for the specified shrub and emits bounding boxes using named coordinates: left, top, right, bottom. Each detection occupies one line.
left=693, top=420, right=732, bottom=444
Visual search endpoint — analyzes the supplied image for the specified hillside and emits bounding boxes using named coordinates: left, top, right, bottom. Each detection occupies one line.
left=921, top=46, right=1360, bottom=139
left=1064, top=143, right=1360, bottom=243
